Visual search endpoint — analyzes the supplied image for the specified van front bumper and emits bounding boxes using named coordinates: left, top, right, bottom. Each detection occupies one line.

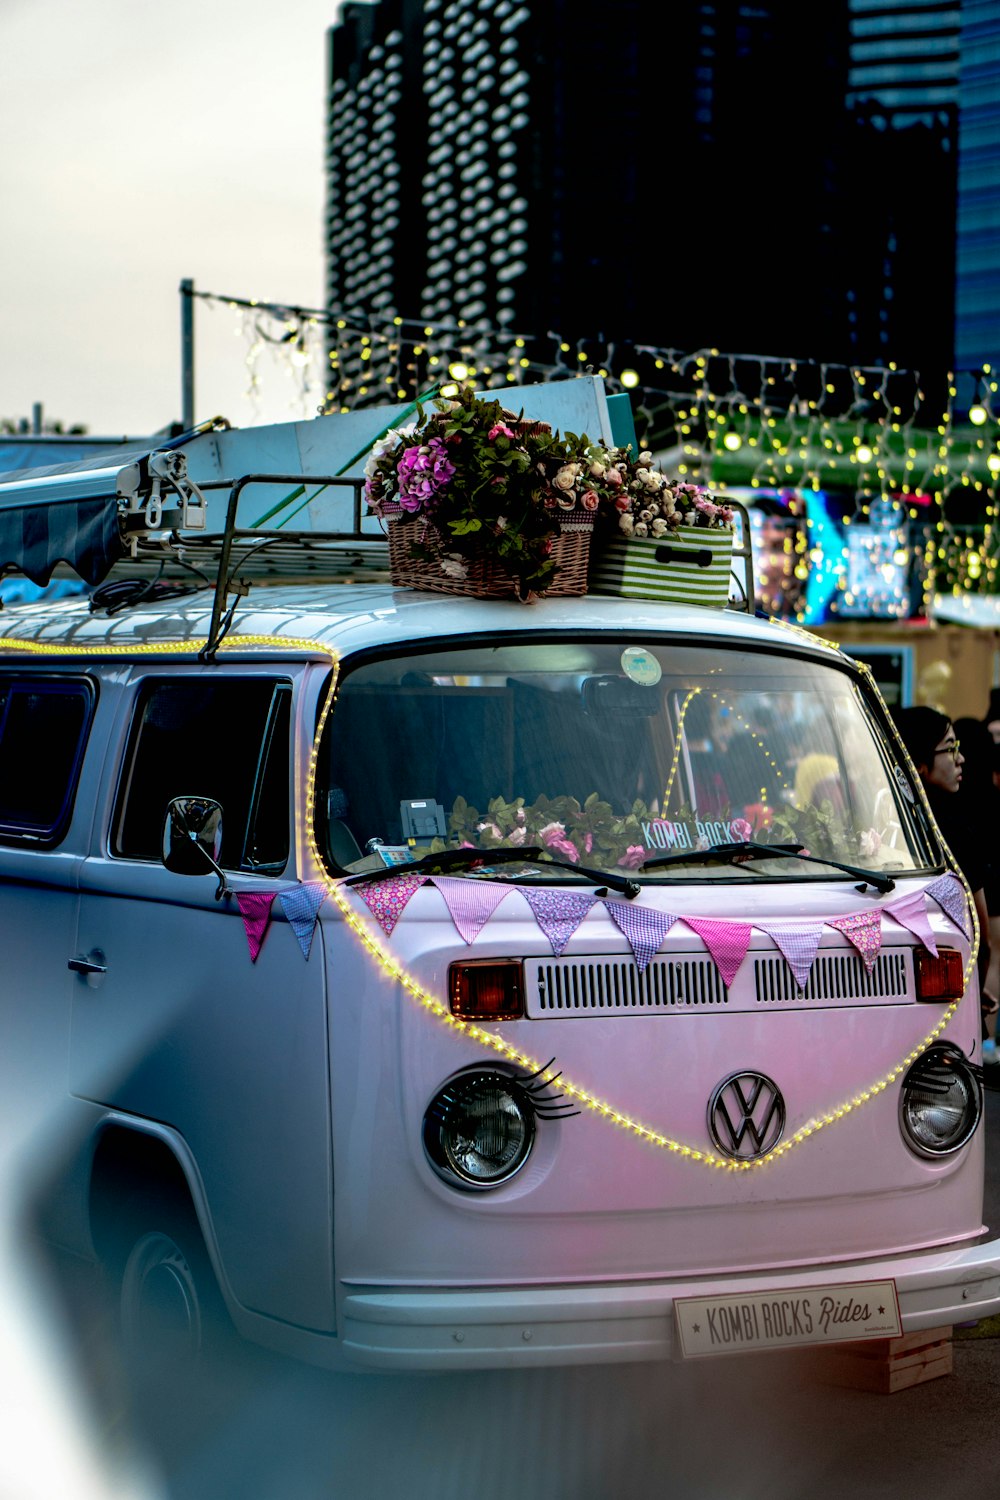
left=340, top=1237, right=1000, bottom=1370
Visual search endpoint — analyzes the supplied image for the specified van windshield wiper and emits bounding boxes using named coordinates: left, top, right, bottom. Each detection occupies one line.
left=640, top=840, right=895, bottom=895
left=341, top=844, right=641, bottom=898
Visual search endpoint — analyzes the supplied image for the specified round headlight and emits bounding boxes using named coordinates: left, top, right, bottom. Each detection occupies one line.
left=899, top=1044, right=982, bottom=1158
left=424, top=1070, right=535, bottom=1189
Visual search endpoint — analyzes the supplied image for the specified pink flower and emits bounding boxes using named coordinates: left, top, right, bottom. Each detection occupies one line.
left=620, top=845, right=646, bottom=869
left=583, top=832, right=593, bottom=855
left=614, top=494, right=631, bottom=512
left=488, top=423, right=516, bottom=441
left=546, top=835, right=580, bottom=862
left=605, top=468, right=623, bottom=486
left=507, top=826, right=527, bottom=846
left=731, top=818, right=753, bottom=842
left=694, top=495, right=720, bottom=519
left=580, top=489, right=600, bottom=510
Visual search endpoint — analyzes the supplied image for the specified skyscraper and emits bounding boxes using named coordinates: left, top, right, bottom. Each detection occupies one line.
left=955, top=0, right=1000, bottom=376
left=324, top=1, right=971, bottom=409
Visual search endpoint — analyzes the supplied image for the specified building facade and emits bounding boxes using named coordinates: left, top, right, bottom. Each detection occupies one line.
left=324, top=1, right=988, bottom=410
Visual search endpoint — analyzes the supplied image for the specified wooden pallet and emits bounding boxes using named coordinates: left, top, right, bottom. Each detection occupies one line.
left=810, top=1325, right=953, bottom=1393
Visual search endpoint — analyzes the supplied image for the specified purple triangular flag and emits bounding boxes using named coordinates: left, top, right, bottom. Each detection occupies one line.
left=237, top=891, right=277, bottom=963
left=353, top=872, right=428, bottom=937
left=277, top=881, right=328, bottom=959
left=682, top=916, right=753, bottom=988
left=432, top=877, right=513, bottom=942
left=827, top=909, right=882, bottom=974
left=926, top=873, right=969, bottom=935
left=522, top=889, right=597, bottom=955
left=755, top=920, right=824, bottom=990
left=603, top=901, right=678, bottom=972
left=883, top=889, right=938, bottom=956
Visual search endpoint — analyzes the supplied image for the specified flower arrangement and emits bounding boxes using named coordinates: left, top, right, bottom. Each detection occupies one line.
left=426, top=792, right=652, bottom=870
left=364, top=386, right=600, bottom=597
left=584, top=447, right=735, bottom=538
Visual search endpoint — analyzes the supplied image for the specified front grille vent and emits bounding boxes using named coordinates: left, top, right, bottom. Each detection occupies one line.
left=754, top=949, right=910, bottom=1006
left=529, top=958, right=728, bottom=1017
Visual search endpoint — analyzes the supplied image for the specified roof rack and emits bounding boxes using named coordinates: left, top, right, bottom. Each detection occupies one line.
left=1, top=439, right=758, bottom=650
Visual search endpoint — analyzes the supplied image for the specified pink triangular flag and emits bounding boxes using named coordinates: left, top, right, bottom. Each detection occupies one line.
left=827, top=909, right=882, bottom=973
left=926, top=873, right=969, bottom=935
left=883, top=889, right=938, bottom=956
left=277, top=881, right=328, bottom=958
left=682, top=916, right=753, bottom=988
left=432, top=877, right=513, bottom=942
left=352, top=872, right=428, bottom=937
left=755, top=920, right=824, bottom=990
left=603, top=901, right=678, bottom=972
left=237, top=890, right=277, bottom=963
left=522, top=890, right=597, bottom=955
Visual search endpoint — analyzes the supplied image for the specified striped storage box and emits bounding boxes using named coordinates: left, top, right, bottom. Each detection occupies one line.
left=588, top=524, right=734, bottom=606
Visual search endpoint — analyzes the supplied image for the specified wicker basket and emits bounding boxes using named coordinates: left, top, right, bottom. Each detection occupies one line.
left=386, top=514, right=591, bottom=600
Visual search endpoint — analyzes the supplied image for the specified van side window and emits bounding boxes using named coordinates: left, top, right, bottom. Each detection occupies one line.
left=0, top=676, right=94, bottom=844
left=114, top=678, right=291, bottom=872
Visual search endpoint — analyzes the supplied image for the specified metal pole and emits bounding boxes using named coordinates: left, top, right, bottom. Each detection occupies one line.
left=180, top=278, right=195, bottom=431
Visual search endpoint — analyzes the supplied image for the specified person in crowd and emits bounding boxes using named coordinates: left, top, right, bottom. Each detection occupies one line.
left=955, top=717, right=1000, bottom=1055
left=983, top=688, right=1000, bottom=748
left=892, top=706, right=998, bottom=1052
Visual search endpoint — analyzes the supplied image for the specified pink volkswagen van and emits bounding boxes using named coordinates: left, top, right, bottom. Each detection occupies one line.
left=1, top=412, right=997, bottom=1382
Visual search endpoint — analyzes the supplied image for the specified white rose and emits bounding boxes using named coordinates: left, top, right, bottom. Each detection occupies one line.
left=651, top=518, right=668, bottom=537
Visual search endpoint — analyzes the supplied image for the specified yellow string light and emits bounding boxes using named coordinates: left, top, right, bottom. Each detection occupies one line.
left=1, top=629, right=976, bottom=1172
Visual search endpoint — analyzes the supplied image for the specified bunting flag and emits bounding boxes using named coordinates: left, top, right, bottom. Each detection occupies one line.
left=522, top=889, right=598, bottom=956
left=604, top=901, right=678, bottom=972
left=681, top=916, right=754, bottom=988
left=926, top=873, right=969, bottom=935
left=353, top=872, right=429, bottom=937
left=883, top=889, right=938, bottom=957
left=827, top=909, right=882, bottom=973
left=755, top=920, right=824, bottom=991
left=237, top=891, right=278, bottom=963
left=432, top=876, right=514, bottom=942
left=278, top=882, right=328, bottom=959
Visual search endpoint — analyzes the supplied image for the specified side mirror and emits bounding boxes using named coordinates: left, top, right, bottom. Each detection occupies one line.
left=162, top=796, right=229, bottom=900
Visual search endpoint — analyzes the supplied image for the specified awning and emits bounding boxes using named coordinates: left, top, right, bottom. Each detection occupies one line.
left=0, top=450, right=139, bottom=586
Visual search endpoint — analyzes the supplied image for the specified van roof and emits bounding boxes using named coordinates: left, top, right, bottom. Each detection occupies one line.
left=0, top=582, right=841, bottom=664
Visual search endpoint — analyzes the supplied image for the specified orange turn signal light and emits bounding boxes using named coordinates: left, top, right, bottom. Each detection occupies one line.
left=449, top=959, right=526, bottom=1020
left=915, top=948, right=965, bottom=1002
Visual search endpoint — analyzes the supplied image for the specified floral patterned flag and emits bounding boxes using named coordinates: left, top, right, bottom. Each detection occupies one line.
left=522, top=890, right=598, bottom=955
left=926, top=873, right=969, bottom=935
left=432, top=877, right=514, bottom=943
left=237, top=891, right=278, bottom=963
left=755, top=921, right=824, bottom=991
left=278, top=882, right=328, bottom=959
left=883, top=889, right=938, bottom=956
left=827, top=909, right=883, bottom=974
left=681, top=917, right=754, bottom=988
left=603, top=901, right=678, bottom=973
left=353, top=872, right=429, bottom=937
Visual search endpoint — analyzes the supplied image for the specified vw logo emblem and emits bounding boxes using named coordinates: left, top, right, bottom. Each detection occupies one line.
left=708, top=1071, right=785, bottom=1160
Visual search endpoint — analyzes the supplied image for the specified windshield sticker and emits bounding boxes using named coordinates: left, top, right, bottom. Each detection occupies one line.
left=620, top=646, right=662, bottom=686
left=641, top=817, right=739, bottom=851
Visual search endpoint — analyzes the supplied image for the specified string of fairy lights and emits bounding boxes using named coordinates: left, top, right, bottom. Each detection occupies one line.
left=0, top=627, right=978, bottom=1174
left=187, top=285, right=1000, bottom=619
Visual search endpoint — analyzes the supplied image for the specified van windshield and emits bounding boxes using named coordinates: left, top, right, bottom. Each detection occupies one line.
left=318, top=638, right=934, bottom=882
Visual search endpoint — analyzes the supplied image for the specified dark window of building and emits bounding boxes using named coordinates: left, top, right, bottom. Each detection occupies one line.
left=114, top=678, right=291, bottom=873
left=0, top=676, right=94, bottom=844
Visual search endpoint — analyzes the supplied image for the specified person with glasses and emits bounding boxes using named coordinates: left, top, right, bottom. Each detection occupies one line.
left=891, top=705, right=998, bottom=1053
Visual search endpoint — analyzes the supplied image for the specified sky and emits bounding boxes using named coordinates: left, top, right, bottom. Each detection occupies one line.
left=0, top=0, right=364, bottom=439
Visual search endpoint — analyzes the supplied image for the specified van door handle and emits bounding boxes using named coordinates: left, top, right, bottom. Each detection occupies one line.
left=68, top=957, right=108, bottom=975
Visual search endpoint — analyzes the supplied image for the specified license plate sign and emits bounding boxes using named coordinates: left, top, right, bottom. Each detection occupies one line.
left=674, top=1279, right=901, bottom=1358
